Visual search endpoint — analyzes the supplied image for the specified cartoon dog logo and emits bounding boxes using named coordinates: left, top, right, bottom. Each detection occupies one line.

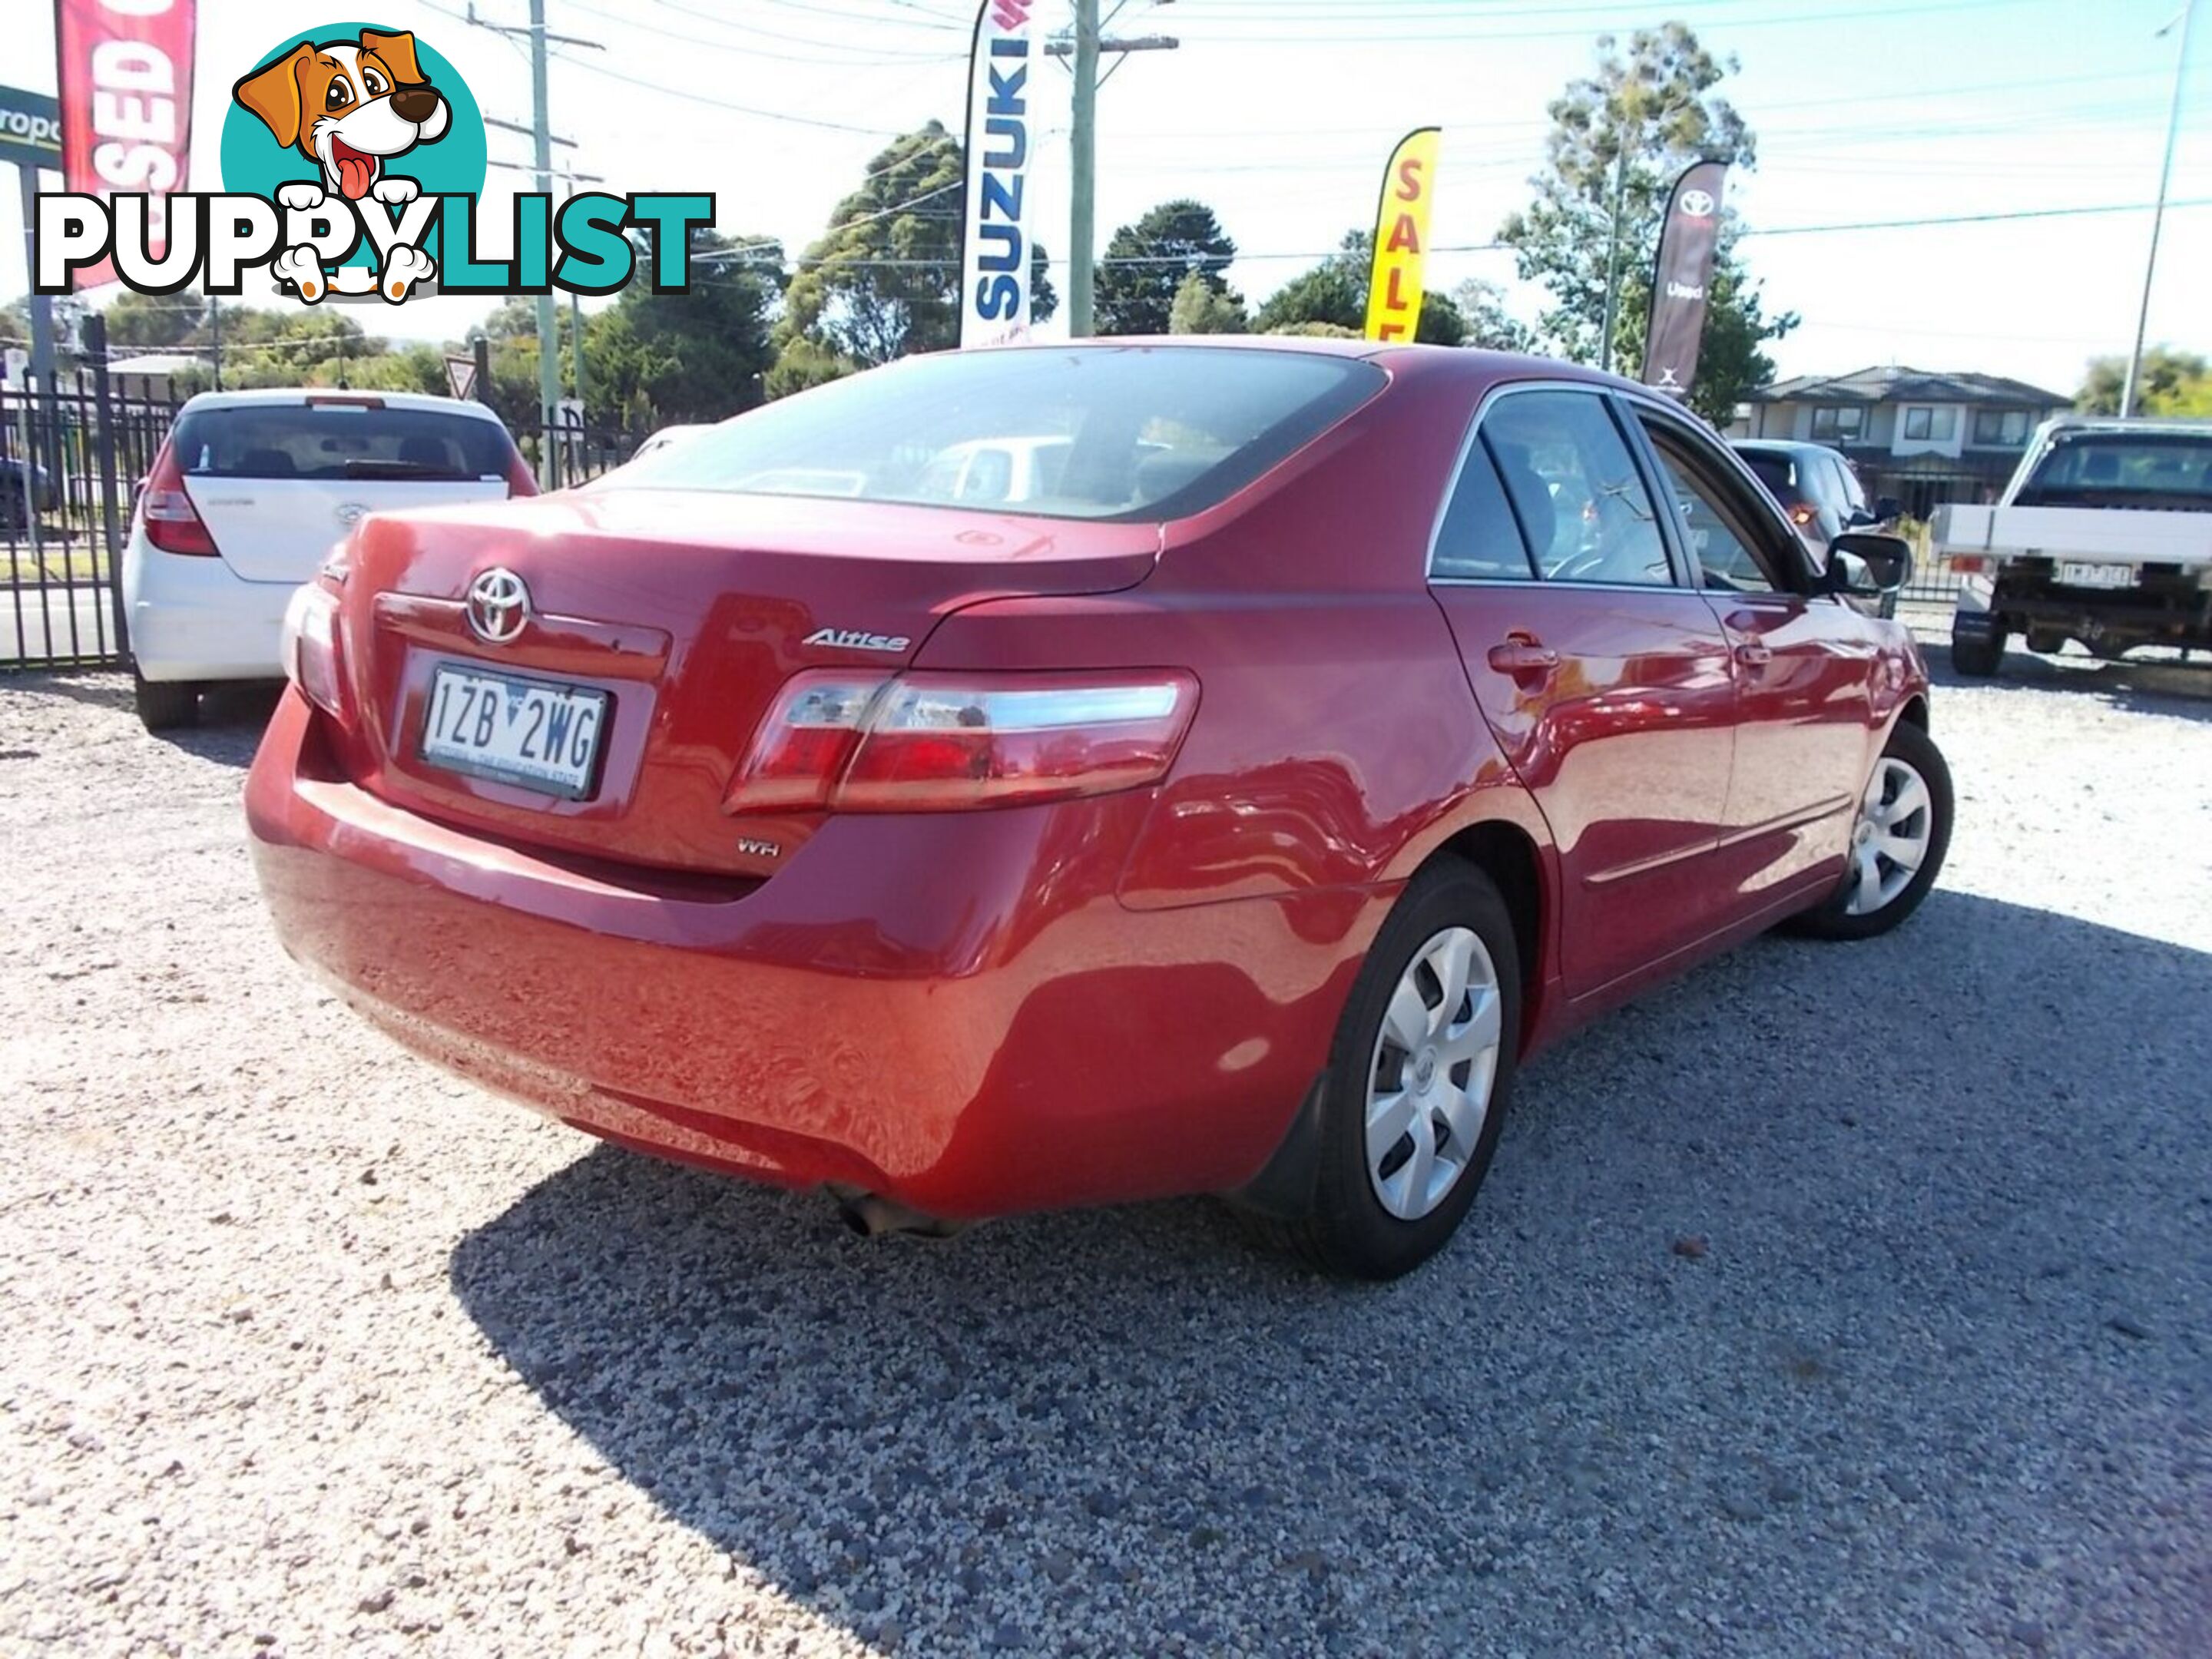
left=233, top=29, right=451, bottom=302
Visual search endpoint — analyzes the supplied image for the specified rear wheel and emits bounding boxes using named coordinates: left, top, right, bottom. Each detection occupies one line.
left=133, top=673, right=200, bottom=733
left=1949, top=624, right=2004, bottom=677
left=1793, top=721, right=1952, bottom=941
left=1281, top=859, right=1521, bottom=1280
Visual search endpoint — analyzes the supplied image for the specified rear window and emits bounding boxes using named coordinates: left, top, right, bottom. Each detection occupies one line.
left=167, top=402, right=516, bottom=482
left=598, top=346, right=1386, bottom=522
left=2018, top=432, right=2212, bottom=510
left=1739, top=451, right=1796, bottom=498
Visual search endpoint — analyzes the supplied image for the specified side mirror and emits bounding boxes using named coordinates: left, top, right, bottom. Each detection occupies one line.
left=1826, top=531, right=1912, bottom=597
left=1873, top=495, right=1905, bottom=522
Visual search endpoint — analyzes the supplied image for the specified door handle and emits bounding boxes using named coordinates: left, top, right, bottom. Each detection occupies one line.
left=1488, top=635, right=1560, bottom=677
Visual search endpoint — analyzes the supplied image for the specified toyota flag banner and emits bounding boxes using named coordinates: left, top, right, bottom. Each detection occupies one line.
left=1363, top=127, right=1439, bottom=342
left=1641, top=160, right=1729, bottom=399
left=56, top=0, right=197, bottom=290
left=959, top=0, right=1035, bottom=348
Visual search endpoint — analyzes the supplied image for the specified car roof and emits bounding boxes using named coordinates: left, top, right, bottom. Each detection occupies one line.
left=174, top=387, right=505, bottom=421
left=1731, top=439, right=1841, bottom=459
left=2039, top=414, right=2212, bottom=436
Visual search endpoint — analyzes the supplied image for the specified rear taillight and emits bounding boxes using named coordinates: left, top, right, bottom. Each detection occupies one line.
left=281, top=581, right=347, bottom=724
left=1949, top=555, right=1992, bottom=575
left=727, top=670, right=1199, bottom=815
left=505, top=449, right=538, bottom=498
left=138, top=442, right=217, bottom=555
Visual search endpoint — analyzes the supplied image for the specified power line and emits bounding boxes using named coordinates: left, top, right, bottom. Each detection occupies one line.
left=555, top=55, right=918, bottom=134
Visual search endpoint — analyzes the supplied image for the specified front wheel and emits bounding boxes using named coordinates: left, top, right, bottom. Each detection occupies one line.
left=1793, top=721, right=1952, bottom=941
left=1280, top=859, right=1522, bottom=1280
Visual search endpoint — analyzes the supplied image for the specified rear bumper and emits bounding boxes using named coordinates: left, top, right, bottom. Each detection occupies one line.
left=245, top=690, right=1385, bottom=1217
left=124, top=535, right=295, bottom=682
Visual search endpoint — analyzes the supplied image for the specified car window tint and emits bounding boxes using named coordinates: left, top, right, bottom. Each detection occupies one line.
left=167, top=404, right=515, bottom=482
left=1741, top=451, right=1795, bottom=499
left=1640, top=422, right=1782, bottom=594
left=604, top=346, right=1386, bottom=523
left=1482, top=391, right=1671, bottom=586
left=1431, top=436, right=1536, bottom=581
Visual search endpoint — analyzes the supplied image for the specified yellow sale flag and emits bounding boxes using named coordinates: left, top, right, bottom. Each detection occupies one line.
left=1365, top=127, right=1441, bottom=342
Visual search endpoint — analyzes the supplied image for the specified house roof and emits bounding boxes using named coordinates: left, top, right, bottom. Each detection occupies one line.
left=1752, top=365, right=2067, bottom=407
left=104, top=353, right=199, bottom=378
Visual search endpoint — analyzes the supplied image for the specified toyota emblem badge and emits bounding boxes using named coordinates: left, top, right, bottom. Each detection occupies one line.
left=466, top=568, right=531, bottom=644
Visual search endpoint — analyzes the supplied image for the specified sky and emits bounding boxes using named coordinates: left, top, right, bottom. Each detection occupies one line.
left=2, top=0, right=2207, bottom=399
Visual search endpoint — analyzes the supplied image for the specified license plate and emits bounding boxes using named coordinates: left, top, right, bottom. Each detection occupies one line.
left=2058, top=561, right=2134, bottom=589
left=421, top=664, right=608, bottom=798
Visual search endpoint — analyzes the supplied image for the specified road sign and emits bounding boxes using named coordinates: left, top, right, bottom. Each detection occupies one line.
left=445, top=353, right=478, bottom=400
left=0, top=85, right=60, bottom=171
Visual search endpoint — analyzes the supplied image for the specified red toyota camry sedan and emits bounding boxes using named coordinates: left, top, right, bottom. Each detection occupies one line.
left=247, top=340, right=1950, bottom=1278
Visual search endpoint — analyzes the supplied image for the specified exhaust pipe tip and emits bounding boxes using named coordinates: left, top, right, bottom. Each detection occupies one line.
left=827, top=1186, right=966, bottom=1240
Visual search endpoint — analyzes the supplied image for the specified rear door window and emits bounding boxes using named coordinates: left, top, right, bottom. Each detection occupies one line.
left=1430, top=437, right=1537, bottom=581
left=1482, top=389, right=1674, bottom=586
left=167, top=402, right=515, bottom=482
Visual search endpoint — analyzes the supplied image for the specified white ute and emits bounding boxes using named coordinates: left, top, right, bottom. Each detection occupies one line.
left=1936, top=415, right=2212, bottom=677
left=124, top=389, right=530, bottom=731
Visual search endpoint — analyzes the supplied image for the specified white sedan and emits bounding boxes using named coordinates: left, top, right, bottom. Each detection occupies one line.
left=123, top=389, right=531, bottom=731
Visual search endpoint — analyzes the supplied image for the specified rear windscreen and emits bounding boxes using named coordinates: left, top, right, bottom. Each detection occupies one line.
left=167, top=403, right=515, bottom=482
left=1739, top=452, right=1796, bottom=497
left=2018, top=432, right=2212, bottom=510
left=598, top=346, right=1387, bottom=522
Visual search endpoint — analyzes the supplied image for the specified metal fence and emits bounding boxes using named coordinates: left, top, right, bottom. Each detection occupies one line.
left=2, top=325, right=176, bottom=670
left=3, top=322, right=649, bottom=672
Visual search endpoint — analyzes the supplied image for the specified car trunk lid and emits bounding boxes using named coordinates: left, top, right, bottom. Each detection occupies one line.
left=336, top=488, right=1161, bottom=876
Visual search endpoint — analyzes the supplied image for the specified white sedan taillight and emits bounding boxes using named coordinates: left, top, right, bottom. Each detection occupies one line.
left=727, top=670, right=1200, bottom=814
left=281, top=581, right=347, bottom=723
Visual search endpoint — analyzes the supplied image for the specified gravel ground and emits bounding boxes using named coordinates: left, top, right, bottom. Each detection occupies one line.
left=2, top=654, right=2208, bottom=1658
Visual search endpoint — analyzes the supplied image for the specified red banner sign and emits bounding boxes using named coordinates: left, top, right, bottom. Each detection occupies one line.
left=55, top=0, right=197, bottom=289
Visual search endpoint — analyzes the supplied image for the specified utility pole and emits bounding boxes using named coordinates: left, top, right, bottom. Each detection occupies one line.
left=1070, top=0, right=1100, bottom=336
left=1057, top=1, right=1178, bottom=337
left=209, top=294, right=222, bottom=389
left=2121, top=0, right=2197, bottom=419
left=527, top=0, right=560, bottom=482
left=463, top=5, right=601, bottom=484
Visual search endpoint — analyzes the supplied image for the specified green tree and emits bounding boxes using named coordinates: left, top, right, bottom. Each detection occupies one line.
left=104, top=290, right=206, bottom=349
left=1448, top=279, right=1538, bottom=353
left=773, top=121, right=1058, bottom=390
left=1252, top=230, right=1463, bottom=343
left=1168, top=271, right=1249, bottom=334
left=1096, top=199, right=1237, bottom=336
left=590, top=231, right=785, bottom=426
left=2076, top=347, right=2210, bottom=416
left=1498, top=23, right=1795, bottom=421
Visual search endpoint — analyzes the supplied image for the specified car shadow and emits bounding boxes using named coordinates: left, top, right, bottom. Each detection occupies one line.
left=0, top=668, right=283, bottom=768
left=1928, top=641, right=2212, bottom=723
left=449, top=890, right=2212, bottom=1654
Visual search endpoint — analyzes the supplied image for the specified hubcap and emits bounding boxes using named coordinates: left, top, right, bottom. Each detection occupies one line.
left=1365, top=926, right=1503, bottom=1221
left=1843, top=756, right=1934, bottom=916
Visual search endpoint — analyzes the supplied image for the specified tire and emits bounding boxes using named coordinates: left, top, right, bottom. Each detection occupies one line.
left=133, top=673, right=200, bottom=733
left=1278, top=859, right=1522, bottom=1280
left=1949, top=625, right=2004, bottom=677
left=1793, top=721, right=1952, bottom=942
